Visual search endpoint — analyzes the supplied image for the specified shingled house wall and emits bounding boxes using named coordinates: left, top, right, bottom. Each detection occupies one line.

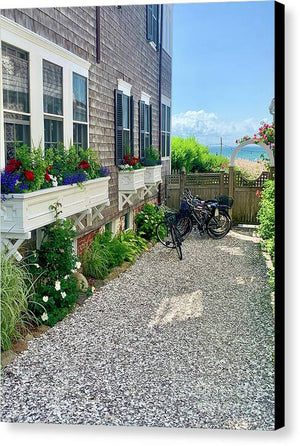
left=0, top=5, right=172, bottom=248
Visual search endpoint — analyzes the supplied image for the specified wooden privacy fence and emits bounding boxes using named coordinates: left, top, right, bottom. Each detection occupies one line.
left=165, top=169, right=273, bottom=225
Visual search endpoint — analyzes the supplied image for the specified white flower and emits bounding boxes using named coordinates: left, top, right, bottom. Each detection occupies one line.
left=52, top=176, right=58, bottom=187
left=71, top=269, right=75, bottom=273
left=42, top=295, right=49, bottom=302
left=72, top=226, right=76, bottom=231
left=34, top=263, right=40, bottom=268
left=64, top=275, right=69, bottom=280
left=75, top=261, right=81, bottom=270
left=55, top=280, right=61, bottom=291
left=41, top=312, right=48, bottom=322
left=61, top=291, right=67, bottom=299
left=91, top=287, right=95, bottom=293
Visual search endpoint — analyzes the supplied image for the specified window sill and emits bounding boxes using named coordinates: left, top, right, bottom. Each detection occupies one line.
left=149, top=41, right=158, bottom=51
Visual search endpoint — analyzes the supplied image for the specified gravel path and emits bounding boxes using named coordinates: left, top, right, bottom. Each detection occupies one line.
left=1, top=229, right=274, bottom=429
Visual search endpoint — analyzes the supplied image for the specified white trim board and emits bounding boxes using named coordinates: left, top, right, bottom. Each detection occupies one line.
left=141, top=92, right=151, bottom=105
left=117, top=79, right=132, bottom=96
left=0, top=16, right=90, bottom=70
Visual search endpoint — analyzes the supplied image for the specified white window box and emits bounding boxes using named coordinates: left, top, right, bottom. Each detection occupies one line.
left=1, top=176, right=110, bottom=238
left=118, top=169, right=145, bottom=210
left=144, top=165, right=162, bottom=185
left=118, top=169, right=145, bottom=192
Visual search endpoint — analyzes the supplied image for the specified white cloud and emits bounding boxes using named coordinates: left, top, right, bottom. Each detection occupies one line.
left=171, top=109, right=271, bottom=146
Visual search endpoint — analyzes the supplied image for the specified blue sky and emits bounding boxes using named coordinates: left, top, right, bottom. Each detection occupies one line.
left=172, top=1, right=275, bottom=146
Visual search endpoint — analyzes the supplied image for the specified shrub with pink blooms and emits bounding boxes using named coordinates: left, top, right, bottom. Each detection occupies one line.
left=236, top=121, right=275, bottom=151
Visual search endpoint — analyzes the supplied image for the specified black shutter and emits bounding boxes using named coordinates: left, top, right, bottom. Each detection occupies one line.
left=139, top=100, right=145, bottom=160
left=146, top=5, right=153, bottom=41
left=115, top=89, right=123, bottom=165
left=130, top=95, right=134, bottom=155
left=167, top=106, right=171, bottom=156
left=149, top=104, right=153, bottom=147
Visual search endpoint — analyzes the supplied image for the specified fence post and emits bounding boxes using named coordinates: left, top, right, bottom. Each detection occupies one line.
left=179, top=168, right=186, bottom=205
left=219, top=170, right=225, bottom=196
left=228, top=166, right=235, bottom=219
left=269, top=166, right=275, bottom=179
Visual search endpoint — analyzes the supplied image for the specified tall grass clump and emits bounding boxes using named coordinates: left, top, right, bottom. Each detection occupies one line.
left=171, top=136, right=228, bottom=173
left=1, top=254, right=35, bottom=351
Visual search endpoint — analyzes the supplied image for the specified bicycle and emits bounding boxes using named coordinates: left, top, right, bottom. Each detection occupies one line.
left=179, top=189, right=233, bottom=239
left=156, top=208, right=184, bottom=259
left=156, top=206, right=191, bottom=249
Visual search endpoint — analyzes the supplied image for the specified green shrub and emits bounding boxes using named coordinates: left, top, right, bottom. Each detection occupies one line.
left=135, top=203, right=164, bottom=240
left=1, top=254, right=35, bottom=351
left=257, top=179, right=275, bottom=292
left=28, top=214, right=81, bottom=327
left=118, top=230, right=148, bottom=262
left=82, top=229, right=148, bottom=279
left=257, top=179, right=275, bottom=262
left=171, top=136, right=228, bottom=173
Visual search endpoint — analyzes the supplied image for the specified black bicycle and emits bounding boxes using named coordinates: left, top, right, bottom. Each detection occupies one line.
left=156, top=209, right=184, bottom=259
left=179, top=189, right=233, bottom=239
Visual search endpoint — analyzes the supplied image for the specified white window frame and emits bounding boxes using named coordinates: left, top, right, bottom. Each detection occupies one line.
left=161, top=95, right=171, bottom=160
left=43, top=59, right=64, bottom=150
left=0, top=16, right=90, bottom=168
left=162, top=4, right=173, bottom=57
left=72, top=71, right=89, bottom=150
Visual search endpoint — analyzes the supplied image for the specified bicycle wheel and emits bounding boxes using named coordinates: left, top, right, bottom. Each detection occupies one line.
left=176, top=215, right=193, bottom=239
left=207, top=210, right=231, bottom=239
left=156, top=221, right=175, bottom=248
left=171, top=226, right=183, bottom=260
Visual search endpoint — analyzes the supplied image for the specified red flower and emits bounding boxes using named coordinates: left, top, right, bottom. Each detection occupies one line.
left=129, top=160, right=135, bottom=166
left=78, top=161, right=90, bottom=170
left=45, top=173, right=51, bottom=182
left=5, top=164, right=17, bottom=174
left=24, top=170, right=35, bottom=181
left=124, top=154, right=131, bottom=161
left=5, top=159, right=22, bottom=173
left=256, top=190, right=262, bottom=197
left=49, top=165, right=53, bottom=171
left=132, top=156, right=139, bottom=161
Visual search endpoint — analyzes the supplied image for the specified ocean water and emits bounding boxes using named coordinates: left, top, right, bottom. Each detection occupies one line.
left=208, top=144, right=267, bottom=162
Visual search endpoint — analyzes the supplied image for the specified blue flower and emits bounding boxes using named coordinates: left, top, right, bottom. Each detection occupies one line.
left=99, top=166, right=110, bottom=177
left=1, top=171, right=28, bottom=201
left=62, top=172, right=87, bottom=185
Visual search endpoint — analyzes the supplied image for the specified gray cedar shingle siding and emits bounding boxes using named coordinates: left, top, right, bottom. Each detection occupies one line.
left=1, top=5, right=172, bottom=225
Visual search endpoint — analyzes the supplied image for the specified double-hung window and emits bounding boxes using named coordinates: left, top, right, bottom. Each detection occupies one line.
left=161, top=102, right=171, bottom=158
left=146, top=5, right=159, bottom=48
left=139, top=99, right=152, bottom=161
left=0, top=17, right=91, bottom=167
left=43, top=60, right=63, bottom=150
left=2, top=42, right=30, bottom=162
left=73, top=73, right=88, bottom=150
left=115, top=87, right=134, bottom=165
